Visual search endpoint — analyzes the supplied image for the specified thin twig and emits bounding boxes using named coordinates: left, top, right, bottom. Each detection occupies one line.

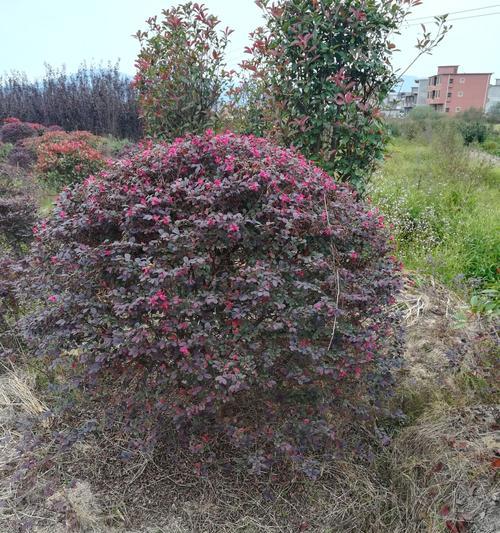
left=323, top=193, right=341, bottom=351
left=328, top=269, right=341, bottom=351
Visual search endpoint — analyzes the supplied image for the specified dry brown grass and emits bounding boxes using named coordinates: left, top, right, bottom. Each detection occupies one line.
left=0, top=279, right=498, bottom=532
left=396, top=278, right=498, bottom=412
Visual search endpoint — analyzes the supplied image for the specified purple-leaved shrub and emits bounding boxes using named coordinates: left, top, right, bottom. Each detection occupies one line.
left=7, top=145, right=37, bottom=169
left=0, top=121, right=38, bottom=144
left=0, top=165, right=37, bottom=255
left=23, top=131, right=402, bottom=475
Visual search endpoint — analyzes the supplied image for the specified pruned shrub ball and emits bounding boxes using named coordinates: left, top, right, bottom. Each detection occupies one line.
left=26, top=131, right=401, bottom=474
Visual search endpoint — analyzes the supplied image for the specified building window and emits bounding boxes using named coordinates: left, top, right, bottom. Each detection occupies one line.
left=445, top=108, right=450, bottom=113
left=458, top=91, right=464, bottom=97
left=459, top=78, right=465, bottom=84
left=447, top=92, right=452, bottom=98
left=456, top=107, right=461, bottom=112
left=449, top=78, right=454, bottom=83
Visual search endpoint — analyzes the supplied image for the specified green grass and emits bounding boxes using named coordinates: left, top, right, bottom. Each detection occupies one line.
left=0, top=142, right=13, bottom=163
left=370, top=135, right=500, bottom=307
left=97, top=136, right=132, bottom=158
left=40, top=190, right=58, bottom=214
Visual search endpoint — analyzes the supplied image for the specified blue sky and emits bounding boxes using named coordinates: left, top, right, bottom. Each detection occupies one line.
left=1, top=0, right=498, bottom=83
left=0, top=0, right=261, bottom=77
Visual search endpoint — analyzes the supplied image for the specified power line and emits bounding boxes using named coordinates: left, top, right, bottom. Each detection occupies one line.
left=407, top=4, right=500, bottom=22
left=406, top=11, right=500, bottom=27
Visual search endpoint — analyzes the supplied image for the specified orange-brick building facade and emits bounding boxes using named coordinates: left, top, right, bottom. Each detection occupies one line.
left=426, top=66, right=491, bottom=115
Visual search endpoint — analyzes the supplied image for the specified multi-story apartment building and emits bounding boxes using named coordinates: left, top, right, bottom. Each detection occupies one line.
left=415, top=78, right=429, bottom=106
left=402, top=86, right=419, bottom=114
left=382, top=85, right=420, bottom=117
left=486, top=79, right=500, bottom=112
left=426, top=66, right=491, bottom=115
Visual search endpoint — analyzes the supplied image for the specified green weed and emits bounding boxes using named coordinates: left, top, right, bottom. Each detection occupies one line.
left=370, top=135, right=500, bottom=310
left=0, top=142, right=13, bottom=162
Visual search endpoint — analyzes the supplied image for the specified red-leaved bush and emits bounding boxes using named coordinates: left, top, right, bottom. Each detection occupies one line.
left=24, top=131, right=401, bottom=475
left=0, top=255, right=21, bottom=348
left=24, top=130, right=107, bottom=188
left=3, top=117, right=22, bottom=124
left=134, top=2, right=233, bottom=139
left=240, top=0, right=450, bottom=194
left=0, top=165, right=38, bottom=346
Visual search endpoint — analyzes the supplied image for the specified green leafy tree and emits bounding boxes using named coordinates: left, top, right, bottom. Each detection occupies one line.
left=243, top=0, right=449, bottom=193
left=456, top=108, right=488, bottom=145
left=486, top=102, right=500, bottom=124
left=134, top=2, right=233, bottom=140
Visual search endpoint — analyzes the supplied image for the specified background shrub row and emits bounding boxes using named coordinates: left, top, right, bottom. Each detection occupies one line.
left=0, top=64, right=141, bottom=140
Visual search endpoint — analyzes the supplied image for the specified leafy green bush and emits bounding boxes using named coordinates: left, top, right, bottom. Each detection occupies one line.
left=23, top=132, right=402, bottom=476
left=393, top=108, right=494, bottom=148
left=242, top=0, right=448, bottom=193
left=397, top=107, right=445, bottom=142
left=134, top=3, right=232, bottom=140
left=482, top=139, right=500, bottom=157
left=96, top=136, right=133, bottom=158
left=458, top=120, right=487, bottom=145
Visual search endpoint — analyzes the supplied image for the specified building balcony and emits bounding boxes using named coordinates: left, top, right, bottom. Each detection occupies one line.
left=426, top=97, right=446, bottom=105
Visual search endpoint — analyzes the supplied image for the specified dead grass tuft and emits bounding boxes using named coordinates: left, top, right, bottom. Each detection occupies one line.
left=396, top=277, right=499, bottom=417
left=0, top=364, right=48, bottom=419
left=388, top=403, right=499, bottom=533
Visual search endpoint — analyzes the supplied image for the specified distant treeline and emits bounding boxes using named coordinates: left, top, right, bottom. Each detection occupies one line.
left=0, top=63, right=142, bottom=140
